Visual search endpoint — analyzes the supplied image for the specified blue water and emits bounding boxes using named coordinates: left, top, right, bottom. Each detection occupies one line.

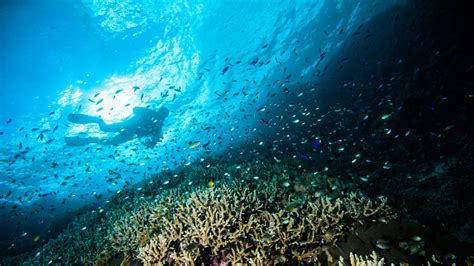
left=0, top=0, right=420, bottom=258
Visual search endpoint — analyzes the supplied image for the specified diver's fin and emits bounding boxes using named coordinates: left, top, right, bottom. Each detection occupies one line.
left=67, top=113, right=103, bottom=124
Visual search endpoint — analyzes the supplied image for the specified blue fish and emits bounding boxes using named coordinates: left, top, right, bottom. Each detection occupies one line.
left=250, top=57, right=259, bottom=65
left=314, top=139, right=321, bottom=149
left=222, top=66, right=229, bottom=74
left=39, top=192, right=54, bottom=198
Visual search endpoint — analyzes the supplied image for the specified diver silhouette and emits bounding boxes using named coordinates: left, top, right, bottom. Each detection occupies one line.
left=64, top=106, right=169, bottom=147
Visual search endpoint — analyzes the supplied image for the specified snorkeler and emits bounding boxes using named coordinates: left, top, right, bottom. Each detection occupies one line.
left=64, top=106, right=169, bottom=147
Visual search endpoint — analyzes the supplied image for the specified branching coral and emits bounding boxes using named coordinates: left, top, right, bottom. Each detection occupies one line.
left=125, top=179, right=394, bottom=264
left=338, top=251, right=385, bottom=266
left=15, top=158, right=396, bottom=265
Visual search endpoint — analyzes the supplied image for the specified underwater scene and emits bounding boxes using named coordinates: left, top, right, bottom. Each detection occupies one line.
left=1, top=0, right=473, bottom=265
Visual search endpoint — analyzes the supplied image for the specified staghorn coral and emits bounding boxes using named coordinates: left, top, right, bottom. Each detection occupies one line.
left=338, top=251, right=385, bottom=266
left=136, top=184, right=263, bottom=264
left=127, top=178, right=394, bottom=264
left=10, top=158, right=397, bottom=265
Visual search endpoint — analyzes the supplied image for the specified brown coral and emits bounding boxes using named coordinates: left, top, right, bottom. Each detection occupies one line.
left=338, top=251, right=385, bottom=266
left=14, top=159, right=396, bottom=265
left=110, top=179, right=395, bottom=264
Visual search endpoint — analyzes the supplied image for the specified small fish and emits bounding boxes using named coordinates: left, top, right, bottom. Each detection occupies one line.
left=222, top=66, right=229, bottom=74
left=207, top=180, right=215, bottom=188
left=375, top=239, right=391, bottom=250
left=33, top=235, right=41, bottom=242
left=133, top=86, right=140, bottom=92
left=444, top=125, right=455, bottom=131
left=48, top=111, right=55, bottom=116
left=140, top=93, right=144, bottom=101
left=339, top=57, right=350, bottom=65
left=314, top=139, right=321, bottom=149
left=0, top=132, right=3, bottom=135
left=96, top=99, right=103, bottom=105
left=115, top=89, right=123, bottom=94
left=381, top=113, right=392, bottom=120
left=46, top=139, right=55, bottom=144
left=93, top=93, right=100, bottom=98
left=185, top=141, right=201, bottom=150
left=96, top=107, right=104, bottom=112
left=250, top=57, right=259, bottom=66
left=20, top=232, right=28, bottom=237
left=53, top=125, right=59, bottom=132
left=275, top=56, right=281, bottom=64
left=262, top=44, right=268, bottom=48
left=31, top=128, right=39, bottom=132
left=6, top=118, right=12, bottom=124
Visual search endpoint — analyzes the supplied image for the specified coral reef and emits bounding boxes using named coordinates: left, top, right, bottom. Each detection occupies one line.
left=23, top=210, right=109, bottom=265
left=132, top=185, right=391, bottom=264
left=338, top=252, right=385, bottom=266
left=108, top=162, right=394, bottom=264
left=9, top=158, right=397, bottom=265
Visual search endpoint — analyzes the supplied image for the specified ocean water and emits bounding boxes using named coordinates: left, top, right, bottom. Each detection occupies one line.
left=1, top=0, right=473, bottom=264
